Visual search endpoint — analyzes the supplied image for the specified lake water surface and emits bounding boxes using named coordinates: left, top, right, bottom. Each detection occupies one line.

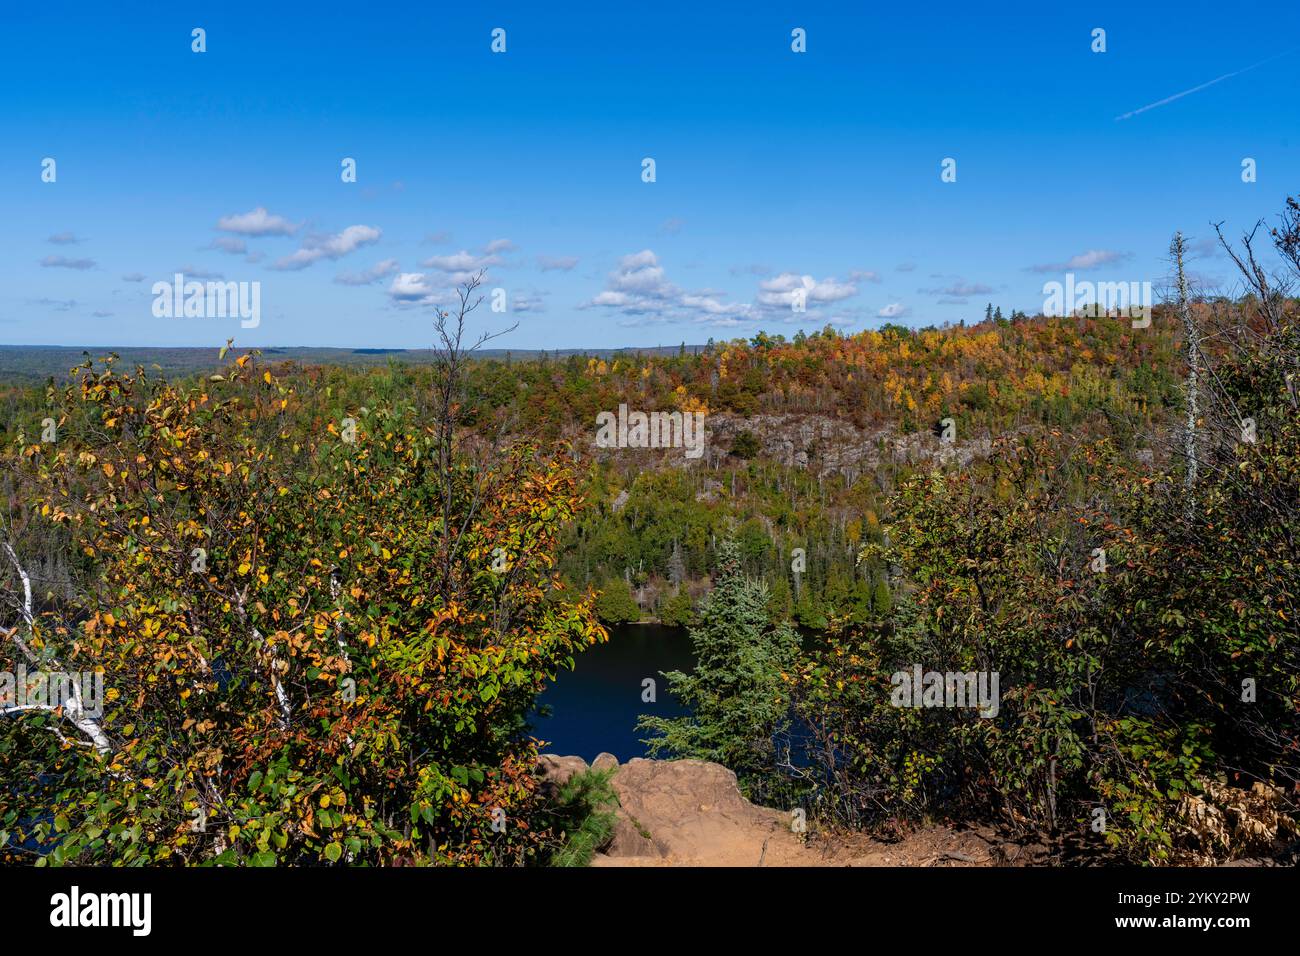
left=530, top=623, right=696, bottom=762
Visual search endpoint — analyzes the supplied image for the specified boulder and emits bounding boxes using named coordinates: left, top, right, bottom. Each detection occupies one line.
left=602, top=808, right=665, bottom=859
left=535, top=754, right=588, bottom=794
left=591, top=752, right=619, bottom=772
left=596, top=758, right=800, bottom=866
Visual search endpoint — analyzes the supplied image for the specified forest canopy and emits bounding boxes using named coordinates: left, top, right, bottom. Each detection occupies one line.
left=2, top=200, right=1298, bottom=865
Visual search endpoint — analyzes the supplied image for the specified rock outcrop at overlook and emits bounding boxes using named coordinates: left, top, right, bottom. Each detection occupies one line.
left=538, top=753, right=1002, bottom=867
left=539, top=753, right=806, bottom=865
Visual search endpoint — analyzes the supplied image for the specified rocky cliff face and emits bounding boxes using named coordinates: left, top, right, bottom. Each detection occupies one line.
left=590, top=412, right=995, bottom=480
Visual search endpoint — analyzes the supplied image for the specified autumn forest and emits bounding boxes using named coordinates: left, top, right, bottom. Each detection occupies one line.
left=1, top=200, right=1298, bottom=870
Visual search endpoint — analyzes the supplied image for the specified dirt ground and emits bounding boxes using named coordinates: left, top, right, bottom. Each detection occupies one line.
left=552, top=755, right=1052, bottom=867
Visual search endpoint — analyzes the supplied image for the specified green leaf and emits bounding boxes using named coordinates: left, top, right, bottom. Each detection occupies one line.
left=324, top=842, right=342, bottom=862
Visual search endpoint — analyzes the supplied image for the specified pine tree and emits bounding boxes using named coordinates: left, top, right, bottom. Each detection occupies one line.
left=667, top=539, right=686, bottom=588
left=638, top=540, right=799, bottom=783
left=872, top=572, right=892, bottom=615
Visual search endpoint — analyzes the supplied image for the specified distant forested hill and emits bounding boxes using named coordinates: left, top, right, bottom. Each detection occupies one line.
left=0, top=344, right=697, bottom=384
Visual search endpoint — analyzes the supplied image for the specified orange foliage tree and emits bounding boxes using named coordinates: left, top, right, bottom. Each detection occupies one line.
left=0, top=346, right=605, bottom=865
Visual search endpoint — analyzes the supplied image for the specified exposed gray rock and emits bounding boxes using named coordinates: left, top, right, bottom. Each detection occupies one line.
left=705, top=412, right=993, bottom=479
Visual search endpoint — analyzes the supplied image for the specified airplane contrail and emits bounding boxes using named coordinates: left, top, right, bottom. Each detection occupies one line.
left=1115, top=48, right=1298, bottom=121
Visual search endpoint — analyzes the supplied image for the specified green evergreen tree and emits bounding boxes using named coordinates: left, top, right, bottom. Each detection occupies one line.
left=871, top=572, right=892, bottom=615
left=638, top=540, right=799, bottom=783
left=766, top=574, right=793, bottom=622
left=793, top=587, right=828, bottom=630
left=731, top=429, right=761, bottom=459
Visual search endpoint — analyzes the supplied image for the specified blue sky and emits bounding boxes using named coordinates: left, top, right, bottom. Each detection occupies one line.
left=2, top=1, right=1298, bottom=349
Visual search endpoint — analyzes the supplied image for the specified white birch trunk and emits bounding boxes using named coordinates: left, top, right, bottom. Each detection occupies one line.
left=3, top=541, right=112, bottom=753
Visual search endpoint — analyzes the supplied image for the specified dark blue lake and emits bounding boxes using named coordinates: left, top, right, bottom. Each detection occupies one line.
left=530, top=623, right=696, bottom=762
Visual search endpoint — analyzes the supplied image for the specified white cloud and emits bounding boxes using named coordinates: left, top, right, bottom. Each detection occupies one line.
left=388, top=271, right=475, bottom=307
left=537, top=255, right=579, bottom=272
left=584, top=250, right=726, bottom=324
left=388, top=272, right=439, bottom=304
left=40, top=255, right=95, bottom=270
left=216, top=207, right=300, bottom=237
left=484, top=238, right=516, bottom=254
left=420, top=249, right=500, bottom=272
left=878, top=302, right=911, bottom=318
left=385, top=269, right=503, bottom=308
left=1029, top=249, right=1131, bottom=273
left=608, top=250, right=674, bottom=296
left=756, top=273, right=857, bottom=308
left=47, top=232, right=83, bottom=245
left=680, top=293, right=749, bottom=317
left=511, top=291, right=546, bottom=313
left=335, top=258, right=400, bottom=286
left=848, top=269, right=882, bottom=283
left=584, top=251, right=866, bottom=327
left=175, top=265, right=225, bottom=280
left=272, top=225, right=382, bottom=271
left=121, top=272, right=146, bottom=282
left=919, top=279, right=994, bottom=297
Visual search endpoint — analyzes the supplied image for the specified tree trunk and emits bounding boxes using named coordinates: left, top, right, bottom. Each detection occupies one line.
left=1172, top=231, right=1199, bottom=511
